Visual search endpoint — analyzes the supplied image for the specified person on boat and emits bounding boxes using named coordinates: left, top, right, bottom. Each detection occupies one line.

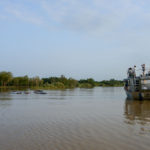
left=141, top=64, right=145, bottom=76
left=127, top=68, right=130, bottom=77
left=132, top=65, right=136, bottom=77
left=127, top=68, right=133, bottom=78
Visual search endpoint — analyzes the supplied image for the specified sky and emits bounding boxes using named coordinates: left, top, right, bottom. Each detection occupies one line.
left=0, top=0, right=150, bottom=80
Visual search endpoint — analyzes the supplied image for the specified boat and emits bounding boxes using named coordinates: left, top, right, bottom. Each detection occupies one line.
left=11, top=91, right=22, bottom=94
left=24, top=91, right=30, bottom=94
left=34, top=90, right=47, bottom=94
left=124, top=64, right=150, bottom=100
left=16, top=91, right=22, bottom=94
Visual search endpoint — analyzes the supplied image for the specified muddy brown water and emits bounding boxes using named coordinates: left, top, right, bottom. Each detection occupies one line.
left=0, top=87, right=150, bottom=150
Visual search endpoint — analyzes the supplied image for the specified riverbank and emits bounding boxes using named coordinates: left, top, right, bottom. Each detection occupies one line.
left=0, top=84, right=123, bottom=92
left=0, top=71, right=123, bottom=90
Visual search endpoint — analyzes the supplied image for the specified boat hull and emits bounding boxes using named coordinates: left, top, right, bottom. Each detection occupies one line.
left=125, top=90, right=150, bottom=100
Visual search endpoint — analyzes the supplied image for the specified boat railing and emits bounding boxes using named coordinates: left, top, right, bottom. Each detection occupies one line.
left=131, top=79, right=150, bottom=91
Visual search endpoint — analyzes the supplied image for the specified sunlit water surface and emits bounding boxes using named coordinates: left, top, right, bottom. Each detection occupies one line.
left=0, top=87, right=150, bottom=150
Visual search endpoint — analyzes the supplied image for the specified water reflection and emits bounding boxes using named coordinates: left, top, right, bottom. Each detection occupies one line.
left=0, top=87, right=29, bottom=93
left=0, top=88, right=11, bottom=93
left=124, top=99, right=150, bottom=125
left=0, top=92, right=12, bottom=101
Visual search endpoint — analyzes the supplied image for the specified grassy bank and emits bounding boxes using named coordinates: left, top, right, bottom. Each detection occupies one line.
left=0, top=71, right=123, bottom=90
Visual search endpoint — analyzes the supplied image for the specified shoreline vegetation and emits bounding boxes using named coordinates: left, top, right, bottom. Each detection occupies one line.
left=0, top=71, right=124, bottom=90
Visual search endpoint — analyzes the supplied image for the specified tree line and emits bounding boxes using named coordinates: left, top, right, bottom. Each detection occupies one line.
left=0, top=71, right=123, bottom=89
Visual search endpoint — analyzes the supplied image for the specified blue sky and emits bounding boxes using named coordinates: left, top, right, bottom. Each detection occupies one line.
left=0, top=0, right=150, bottom=80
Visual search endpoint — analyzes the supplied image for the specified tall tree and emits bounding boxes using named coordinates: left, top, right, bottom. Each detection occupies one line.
left=0, top=72, right=13, bottom=86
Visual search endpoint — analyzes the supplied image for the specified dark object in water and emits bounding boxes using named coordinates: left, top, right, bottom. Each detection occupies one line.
left=11, top=91, right=17, bottom=94
left=34, top=90, right=47, bottom=94
left=16, top=91, right=22, bottom=94
left=11, top=91, right=22, bottom=94
left=24, top=91, right=29, bottom=94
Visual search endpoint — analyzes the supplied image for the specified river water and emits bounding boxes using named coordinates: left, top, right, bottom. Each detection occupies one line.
left=0, top=87, right=150, bottom=150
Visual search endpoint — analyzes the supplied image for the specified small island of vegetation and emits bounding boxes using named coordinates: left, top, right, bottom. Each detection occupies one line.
left=0, top=71, right=123, bottom=89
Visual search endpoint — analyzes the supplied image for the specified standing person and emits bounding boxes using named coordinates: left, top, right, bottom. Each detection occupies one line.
left=132, top=65, right=136, bottom=77
left=127, top=68, right=133, bottom=77
left=132, top=65, right=136, bottom=86
left=141, top=64, right=145, bottom=76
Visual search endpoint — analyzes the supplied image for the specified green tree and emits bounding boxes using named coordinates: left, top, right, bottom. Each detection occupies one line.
left=0, top=71, right=13, bottom=86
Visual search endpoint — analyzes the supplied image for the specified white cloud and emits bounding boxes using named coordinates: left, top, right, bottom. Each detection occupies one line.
left=0, top=1, right=44, bottom=25
left=39, top=0, right=150, bottom=35
left=6, top=7, right=43, bottom=25
left=1, top=0, right=150, bottom=35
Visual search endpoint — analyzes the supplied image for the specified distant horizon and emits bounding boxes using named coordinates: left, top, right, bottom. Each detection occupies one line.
left=1, top=0, right=150, bottom=80
left=0, top=70, right=123, bottom=81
